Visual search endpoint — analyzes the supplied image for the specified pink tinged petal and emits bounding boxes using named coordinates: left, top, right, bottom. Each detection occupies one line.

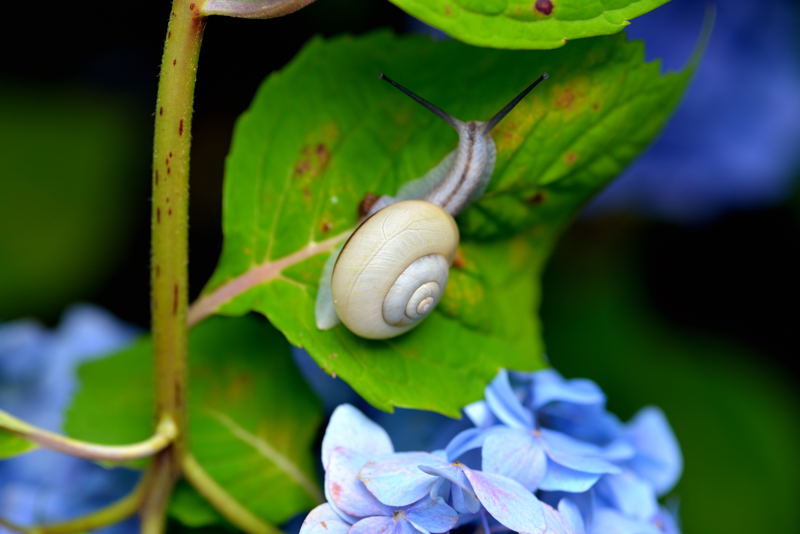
left=325, top=448, right=389, bottom=519
left=540, top=429, right=621, bottom=474
left=406, top=497, right=459, bottom=533
left=538, top=462, right=602, bottom=493
left=462, top=468, right=546, bottom=534
left=321, top=404, right=394, bottom=468
left=482, top=427, right=547, bottom=490
left=597, top=471, right=657, bottom=521
left=359, top=452, right=440, bottom=507
left=531, top=370, right=605, bottom=409
left=626, top=407, right=683, bottom=496
left=299, top=504, right=352, bottom=534
left=485, top=370, right=534, bottom=429
left=348, top=516, right=396, bottom=534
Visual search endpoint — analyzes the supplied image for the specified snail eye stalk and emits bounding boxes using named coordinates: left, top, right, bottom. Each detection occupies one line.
left=483, top=73, right=549, bottom=134
left=379, top=73, right=459, bottom=130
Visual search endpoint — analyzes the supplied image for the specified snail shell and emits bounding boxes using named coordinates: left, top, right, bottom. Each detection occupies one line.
left=331, top=200, right=459, bottom=339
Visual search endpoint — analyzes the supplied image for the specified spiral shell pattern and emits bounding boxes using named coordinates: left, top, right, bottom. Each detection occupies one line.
left=331, top=200, right=459, bottom=339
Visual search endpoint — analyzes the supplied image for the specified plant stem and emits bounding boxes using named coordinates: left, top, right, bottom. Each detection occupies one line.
left=0, top=410, right=175, bottom=462
left=146, top=0, right=206, bottom=529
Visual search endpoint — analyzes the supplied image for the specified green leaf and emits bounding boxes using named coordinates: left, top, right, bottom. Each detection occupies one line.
left=194, top=31, right=692, bottom=416
left=388, top=0, right=669, bottom=49
left=0, top=430, right=37, bottom=459
left=65, top=316, right=322, bottom=527
left=169, top=481, right=226, bottom=528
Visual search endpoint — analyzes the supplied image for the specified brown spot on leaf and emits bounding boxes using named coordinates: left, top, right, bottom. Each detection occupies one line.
left=592, top=102, right=601, bottom=111
left=172, top=58, right=176, bottom=66
left=320, top=220, right=332, bottom=233
left=155, top=264, right=160, bottom=277
left=168, top=208, right=173, bottom=216
left=189, top=2, right=196, bottom=10
left=565, top=151, right=578, bottom=165
left=358, top=193, right=380, bottom=218
left=555, top=88, right=575, bottom=109
left=534, top=0, right=554, bottom=15
left=303, top=187, right=312, bottom=201
left=159, top=106, right=163, bottom=116
left=295, top=159, right=311, bottom=176
left=178, top=119, right=184, bottom=136
left=444, top=4, right=452, bottom=15
left=156, top=207, right=161, bottom=223
left=527, top=192, right=546, bottom=204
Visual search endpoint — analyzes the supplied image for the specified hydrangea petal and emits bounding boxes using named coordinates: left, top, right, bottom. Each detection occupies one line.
left=325, top=447, right=389, bottom=519
left=298, top=504, right=351, bottom=534
left=558, top=498, right=586, bottom=534
left=462, top=467, right=546, bottom=534
left=541, top=429, right=620, bottom=474
left=596, top=471, right=657, bottom=521
left=539, top=403, right=623, bottom=446
left=539, top=462, right=602, bottom=493
left=485, top=370, right=533, bottom=429
left=321, top=404, right=394, bottom=468
left=418, top=463, right=472, bottom=494
left=348, top=516, right=397, bottom=534
left=451, top=482, right=482, bottom=514
left=445, top=427, right=490, bottom=461
left=482, top=427, right=547, bottom=490
left=626, top=407, right=682, bottom=495
left=589, top=507, right=661, bottom=534
left=359, top=452, right=440, bottom=507
left=531, top=370, right=605, bottom=409
left=464, top=400, right=494, bottom=428
left=406, top=496, right=459, bottom=533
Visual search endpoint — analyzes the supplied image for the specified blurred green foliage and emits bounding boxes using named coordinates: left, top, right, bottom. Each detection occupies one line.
left=541, top=218, right=800, bottom=534
left=0, top=86, right=142, bottom=321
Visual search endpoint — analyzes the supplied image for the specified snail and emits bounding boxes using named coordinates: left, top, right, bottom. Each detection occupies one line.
left=315, top=72, right=549, bottom=339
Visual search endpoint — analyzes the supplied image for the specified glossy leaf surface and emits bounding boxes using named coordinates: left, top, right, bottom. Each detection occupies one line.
left=388, top=0, right=670, bottom=49
left=193, top=31, right=692, bottom=416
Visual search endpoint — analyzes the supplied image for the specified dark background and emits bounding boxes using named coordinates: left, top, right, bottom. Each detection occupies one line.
left=1, top=1, right=798, bottom=533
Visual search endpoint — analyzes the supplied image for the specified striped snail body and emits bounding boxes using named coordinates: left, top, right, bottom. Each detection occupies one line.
left=315, top=73, right=548, bottom=339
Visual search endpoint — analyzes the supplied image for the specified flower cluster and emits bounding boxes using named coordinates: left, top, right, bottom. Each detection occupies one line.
left=300, top=369, right=682, bottom=534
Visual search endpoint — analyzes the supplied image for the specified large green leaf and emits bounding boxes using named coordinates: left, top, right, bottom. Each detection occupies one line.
left=65, top=316, right=322, bottom=527
left=389, top=0, right=669, bottom=49
left=192, top=31, right=692, bottom=417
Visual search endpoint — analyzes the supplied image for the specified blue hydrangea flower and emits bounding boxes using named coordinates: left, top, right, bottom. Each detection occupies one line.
left=0, top=305, right=138, bottom=533
left=299, top=368, right=682, bottom=534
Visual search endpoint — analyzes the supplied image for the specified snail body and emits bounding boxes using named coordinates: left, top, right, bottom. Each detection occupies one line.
left=315, top=73, right=548, bottom=339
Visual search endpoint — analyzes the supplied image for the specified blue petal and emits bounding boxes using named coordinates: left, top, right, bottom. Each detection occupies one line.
left=445, top=427, right=490, bottom=461
left=485, top=370, right=534, bottom=429
left=348, top=516, right=397, bottom=534
left=541, top=429, right=620, bottom=475
left=531, top=370, right=605, bottom=409
left=298, top=504, right=351, bottom=534
left=538, top=403, right=623, bottom=446
left=652, top=506, right=681, bottom=534
left=625, top=407, right=682, bottom=496
left=418, top=463, right=472, bottom=495
left=482, top=427, right=547, bottom=491
left=406, top=496, right=459, bottom=533
left=589, top=507, right=661, bottom=534
left=325, top=447, right=389, bottom=520
left=538, top=462, right=602, bottom=493
left=451, top=482, right=482, bottom=514
left=464, top=400, right=494, bottom=428
left=596, top=471, right=657, bottom=521
left=419, top=463, right=481, bottom=514
left=359, top=452, right=440, bottom=507
left=530, top=501, right=584, bottom=534
left=559, top=498, right=586, bottom=534
left=462, top=467, right=546, bottom=533
left=321, top=405, right=394, bottom=468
